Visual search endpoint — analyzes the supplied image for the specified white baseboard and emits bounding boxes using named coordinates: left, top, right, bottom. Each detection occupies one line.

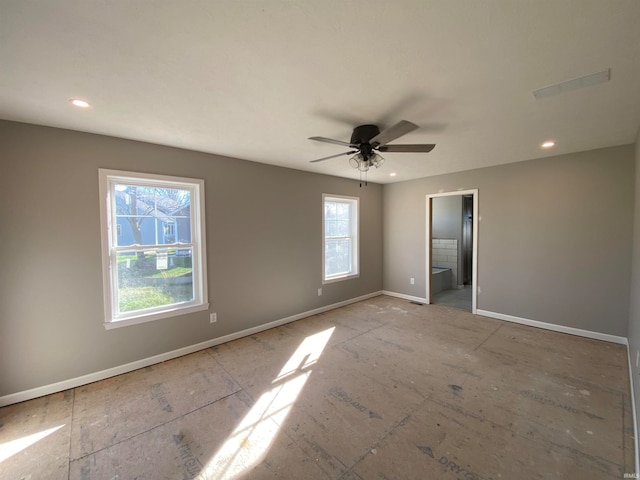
left=626, top=344, right=640, bottom=475
left=476, top=309, right=628, bottom=345
left=0, top=291, right=383, bottom=407
left=382, top=290, right=428, bottom=304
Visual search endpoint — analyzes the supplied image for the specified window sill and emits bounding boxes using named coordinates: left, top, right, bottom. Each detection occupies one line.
left=104, top=303, right=210, bottom=330
left=322, top=273, right=360, bottom=285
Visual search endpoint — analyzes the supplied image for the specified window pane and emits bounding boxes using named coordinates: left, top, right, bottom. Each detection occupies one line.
left=326, top=219, right=350, bottom=237
left=325, top=238, right=351, bottom=277
left=325, top=202, right=350, bottom=237
left=114, top=184, right=191, bottom=247
left=115, top=247, right=194, bottom=313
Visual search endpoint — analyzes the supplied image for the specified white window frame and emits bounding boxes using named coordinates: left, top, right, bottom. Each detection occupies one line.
left=322, top=194, right=359, bottom=283
left=98, top=169, right=209, bottom=329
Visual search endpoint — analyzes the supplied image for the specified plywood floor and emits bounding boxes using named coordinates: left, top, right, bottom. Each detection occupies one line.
left=0, top=295, right=635, bottom=479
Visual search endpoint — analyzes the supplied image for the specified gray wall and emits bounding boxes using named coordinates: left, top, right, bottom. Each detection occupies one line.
left=383, top=145, right=634, bottom=336
left=627, top=128, right=640, bottom=441
left=432, top=195, right=463, bottom=240
left=0, top=120, right=383, bottom=397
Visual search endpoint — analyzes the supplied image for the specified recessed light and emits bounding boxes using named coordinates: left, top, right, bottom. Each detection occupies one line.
left=70, top=98, right=91, bottom=108
left=389, top=172, right=397, bottom=177
left=541, top=141, right=555, bottom=149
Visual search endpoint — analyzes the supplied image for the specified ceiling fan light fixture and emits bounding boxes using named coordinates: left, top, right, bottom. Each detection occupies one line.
left=349, top=153, right=370, bottom=171
left=349, top=152, right=384, bottom=172
left=371, top=153, right=385, bottom=168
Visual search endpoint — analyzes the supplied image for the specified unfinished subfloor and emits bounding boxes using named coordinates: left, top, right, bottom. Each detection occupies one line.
left=0, top=295, right=635, bottom=479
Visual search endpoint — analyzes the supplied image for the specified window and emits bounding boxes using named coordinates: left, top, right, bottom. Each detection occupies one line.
left=99, top=169, right=208, bottom=328
left=323, top=194, right=359, bottom=283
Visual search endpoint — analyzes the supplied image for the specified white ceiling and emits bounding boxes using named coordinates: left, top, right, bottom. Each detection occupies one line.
left=1, top=1, right=639, bottom=184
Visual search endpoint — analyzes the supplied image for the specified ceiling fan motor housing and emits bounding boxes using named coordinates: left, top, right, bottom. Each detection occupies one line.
left=350, top=125, right=380, bottom=146
left=351, top=125, right=380, bottom=160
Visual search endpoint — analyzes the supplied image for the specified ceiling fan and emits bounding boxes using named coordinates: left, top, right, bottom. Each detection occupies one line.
left=308, top=120, right=435, bottom=173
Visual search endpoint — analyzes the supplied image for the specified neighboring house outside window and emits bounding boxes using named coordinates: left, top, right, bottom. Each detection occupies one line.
left=163, top=221, right=176, bottom=244
left=99, top=169, right=208, bottom=328
left=323, top=194, right=359, bottom=283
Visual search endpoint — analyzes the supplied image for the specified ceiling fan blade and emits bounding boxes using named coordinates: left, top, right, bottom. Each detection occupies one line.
left=308, top=136, right=354, bottom=147
left=377, top=144, right=436, bottom=153
left=369, top=120, right=419, bottom=146
left=310, top=151, right=356, bottom=163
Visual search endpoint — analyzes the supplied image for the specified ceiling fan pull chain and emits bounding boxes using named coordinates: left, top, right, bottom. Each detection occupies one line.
left=359, top=169, right=368, bottom=187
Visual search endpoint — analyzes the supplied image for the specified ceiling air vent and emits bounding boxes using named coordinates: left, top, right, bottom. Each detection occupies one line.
left=532, top=68, right=610, bottom=99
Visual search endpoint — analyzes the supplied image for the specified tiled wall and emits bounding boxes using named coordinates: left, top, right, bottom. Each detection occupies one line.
left=432, top=238, right=458, bottom=288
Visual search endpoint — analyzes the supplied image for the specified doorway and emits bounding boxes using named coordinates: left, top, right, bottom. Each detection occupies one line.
left=426, top=190, right=478, bottom=313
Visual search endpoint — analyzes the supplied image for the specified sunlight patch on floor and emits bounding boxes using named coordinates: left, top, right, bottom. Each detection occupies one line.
left=275, top=327, right=335, bottom=382
left=0, top=424, right=65, bottom=464
left=199, top=327, right=335, bottom=479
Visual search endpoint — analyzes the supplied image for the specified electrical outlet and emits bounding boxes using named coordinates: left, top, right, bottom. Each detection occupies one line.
left=318, top=288, right=322, bottom=296
left=210, top=312, right=217, bottom=323
left=410, top=278, right=415, bottom=285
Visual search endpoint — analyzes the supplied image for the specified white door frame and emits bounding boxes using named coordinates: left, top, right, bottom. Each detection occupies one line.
left=426, top=189, right=479, bottom=313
